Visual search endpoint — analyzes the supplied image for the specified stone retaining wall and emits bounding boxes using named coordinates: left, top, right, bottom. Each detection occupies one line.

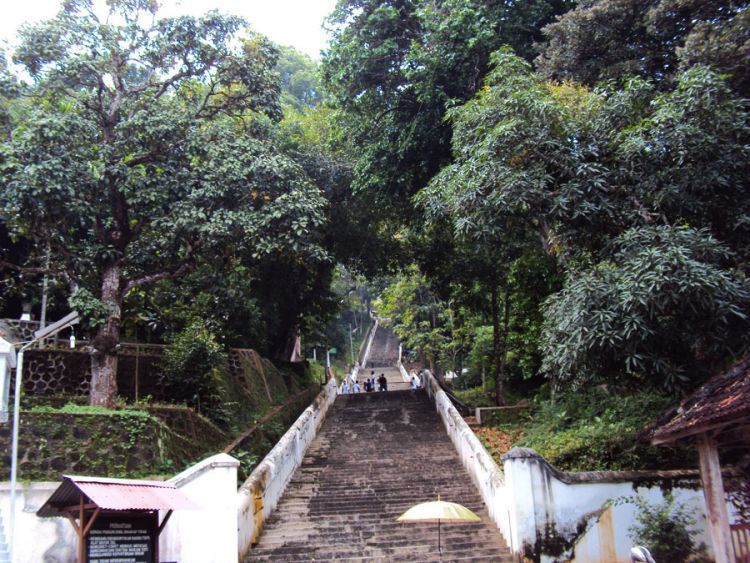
left=0, top=410, right=219, bottom=480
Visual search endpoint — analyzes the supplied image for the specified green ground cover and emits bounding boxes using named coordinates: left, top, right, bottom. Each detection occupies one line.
left=468, top=387, right=695, bottom=472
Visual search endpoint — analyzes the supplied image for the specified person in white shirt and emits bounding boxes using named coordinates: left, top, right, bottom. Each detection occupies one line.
left=353, top=381, right=361, bottom=393
left=341, top=381, right=351, bottom=394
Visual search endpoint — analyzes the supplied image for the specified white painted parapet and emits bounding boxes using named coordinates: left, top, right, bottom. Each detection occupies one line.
left=237, top=377, right=338, bottom=559
left=397, top=358, right=410, bottom=382
left=502, top=447, right=716, bottom=562
left=0, top=481, right=75, bottom=562
left=421, top=370, right=511, bottom=547
left=160, top=453, right=239, bottom=563
left=0, top=457, right=240, bottom=563
left=0, top=336, right=16, bottom=423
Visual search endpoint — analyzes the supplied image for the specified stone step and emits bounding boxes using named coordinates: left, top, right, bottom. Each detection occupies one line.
left=244, top=355, right=508, bottom=563
left=248, top=541, right=509, bottom=560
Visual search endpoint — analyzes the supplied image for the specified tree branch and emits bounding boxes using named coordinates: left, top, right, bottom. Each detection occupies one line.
left=121, top=261, right=193, bottom=297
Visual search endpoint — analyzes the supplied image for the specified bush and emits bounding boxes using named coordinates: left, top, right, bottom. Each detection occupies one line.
left=453, top=386, right=496, bottom=408
left=517, top=388, right=694, bottom=471
left=160, top=320, right=228, bottom=425
left=628, top=494, right=707, bottom=562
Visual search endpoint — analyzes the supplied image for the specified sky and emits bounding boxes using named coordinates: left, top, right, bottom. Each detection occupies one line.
left=0, top=0, right=338, bottom=59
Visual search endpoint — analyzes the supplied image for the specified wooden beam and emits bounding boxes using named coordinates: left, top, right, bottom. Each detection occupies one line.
left=65, top=513, right=80, bottom=536
left=652, top=415, right=750, bottom=446
left=78, top=495, right=85, bottom=563
left=157, top=510, right=173, bottom=535
left=59, top=502, right=98, bottom=513
left=81, top=507, right=101, bottom=537
left=697, top=432, right=734, bottom=563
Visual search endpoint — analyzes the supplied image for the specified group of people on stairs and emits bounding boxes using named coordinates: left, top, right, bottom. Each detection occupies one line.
left=340, top=371, right=388, bottom=394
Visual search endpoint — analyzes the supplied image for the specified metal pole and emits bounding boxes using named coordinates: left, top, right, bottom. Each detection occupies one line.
left=349, top=323, right=354, bottom=366
left=39, top=245, right=51, bottom=346
left=8, top=311, right=78, bottom=561
left=9, top=344, right=26, bottom=563
left=326, top=349, right=330, bottom=368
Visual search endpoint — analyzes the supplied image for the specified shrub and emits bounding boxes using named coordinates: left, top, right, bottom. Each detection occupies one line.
left=160, top=320, right=228, bottom=425
left=627, top=493, right=707, bottom=562
left=453, top=386, right=496, bottom=408
left=516, top=388, right=694, bottom=471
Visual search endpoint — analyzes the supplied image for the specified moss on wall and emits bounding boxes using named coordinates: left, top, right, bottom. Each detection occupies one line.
left=0, top=407, right=220, bottom=480
left=5, top=348, right=318, bottom=479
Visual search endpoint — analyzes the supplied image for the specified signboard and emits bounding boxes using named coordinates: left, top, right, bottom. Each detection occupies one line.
left=86, top=513, right=157, bottom=563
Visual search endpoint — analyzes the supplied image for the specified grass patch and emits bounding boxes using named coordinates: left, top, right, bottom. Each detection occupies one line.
left=28, top=402, right=153, bottom=418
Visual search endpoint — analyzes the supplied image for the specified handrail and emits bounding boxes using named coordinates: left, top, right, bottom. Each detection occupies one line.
left=432, top=374, right=473, bottom=417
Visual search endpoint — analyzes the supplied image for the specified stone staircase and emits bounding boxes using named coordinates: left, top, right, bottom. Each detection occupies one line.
left=0, top=511, right=9, bottom=563
left=244, top=389, right=512, bottom=562
left=366, top=326, right=400, bottom=368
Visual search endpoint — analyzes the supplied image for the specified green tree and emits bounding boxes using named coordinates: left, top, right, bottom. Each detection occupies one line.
left=536, top=0, right=750, bottom=96
left=542, top=227, right=750, bottom=391
left=417, top=47, right=750, bottom=393
left=0, top=0, right=327, bottom=406
left=323, top=0, right=572, bottom=214
left=276, top=45, right=322, bottom=110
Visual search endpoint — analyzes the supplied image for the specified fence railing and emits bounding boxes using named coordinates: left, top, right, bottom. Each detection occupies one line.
left=733, top=523, right=750, bottom=562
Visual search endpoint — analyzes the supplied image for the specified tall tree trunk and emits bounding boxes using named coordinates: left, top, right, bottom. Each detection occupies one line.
left=499, top=289, right=511, bottom=405
left=90, top=264, right=122, bottom=407
left=280, top=322, right=301, bottom=362
left=492, top=284, right=509, bottom=406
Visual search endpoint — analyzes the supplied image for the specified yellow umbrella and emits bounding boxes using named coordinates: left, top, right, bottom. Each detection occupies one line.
left=397, top=496, right=481, bottom=555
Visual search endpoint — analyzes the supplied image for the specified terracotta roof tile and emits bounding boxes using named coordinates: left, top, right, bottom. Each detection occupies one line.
left=649, top=354, right=750, bottom=444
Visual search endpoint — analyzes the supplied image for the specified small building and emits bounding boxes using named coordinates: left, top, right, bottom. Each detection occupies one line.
left=37, top=475, right=197, bottom=563
left=646, top=355, right=750, bottom=563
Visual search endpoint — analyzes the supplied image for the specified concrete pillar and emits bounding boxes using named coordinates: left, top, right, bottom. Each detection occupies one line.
left=159, top=454, right=239, bottom=563
left=502, top=448, right=547, bottom=557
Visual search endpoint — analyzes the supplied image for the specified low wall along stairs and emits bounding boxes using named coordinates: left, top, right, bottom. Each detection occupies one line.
left=242, top=324, right=511, bottom=562
left=244, top=389, right=512, bottom=562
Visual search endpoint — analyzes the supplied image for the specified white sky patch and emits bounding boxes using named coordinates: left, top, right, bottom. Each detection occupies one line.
left=0, top=0, right=337, bottom=59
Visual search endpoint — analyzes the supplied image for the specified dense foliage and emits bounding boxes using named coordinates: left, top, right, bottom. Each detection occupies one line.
left=516, top=389, right=693, bottom=471
left=2, top=0, right=749, bottom=434
left=0, top=0, right=329, bottom=405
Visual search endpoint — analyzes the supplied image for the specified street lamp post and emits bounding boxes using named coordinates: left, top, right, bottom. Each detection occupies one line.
left=8, top=311, right=79, bottom=562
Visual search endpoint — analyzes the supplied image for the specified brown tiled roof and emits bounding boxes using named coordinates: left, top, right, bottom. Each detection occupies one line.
left=650, top=354, right=750, bottom=445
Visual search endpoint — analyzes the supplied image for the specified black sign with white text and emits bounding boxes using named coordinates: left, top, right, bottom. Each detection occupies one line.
left=86, top=513, right=157, bottom=563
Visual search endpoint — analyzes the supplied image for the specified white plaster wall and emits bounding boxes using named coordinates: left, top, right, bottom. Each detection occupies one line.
left=0, top=338, right=15, bottom=423
left=159, top=453, right=239, bottom=563
left=237, top=377, right=338, bottom=559
left=421, top=370, right=512, bottom=547
left=503, top=450, right=717, bottom=562
left=359, top=319, right=378, bottom=368
left=0, top=456, right=240, bottom=563
left=571, top=493, right=712, bottom=563
left=0, top=482, right=76, bottom=562
left=396, top=360, right=410, bottom=382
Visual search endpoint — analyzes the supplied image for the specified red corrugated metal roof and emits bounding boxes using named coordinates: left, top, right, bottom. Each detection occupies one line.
left=37, top=475, right=199, bottom=518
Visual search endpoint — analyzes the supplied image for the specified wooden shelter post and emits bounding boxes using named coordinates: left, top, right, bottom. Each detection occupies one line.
left=697, top=432, right=734, bottom=563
